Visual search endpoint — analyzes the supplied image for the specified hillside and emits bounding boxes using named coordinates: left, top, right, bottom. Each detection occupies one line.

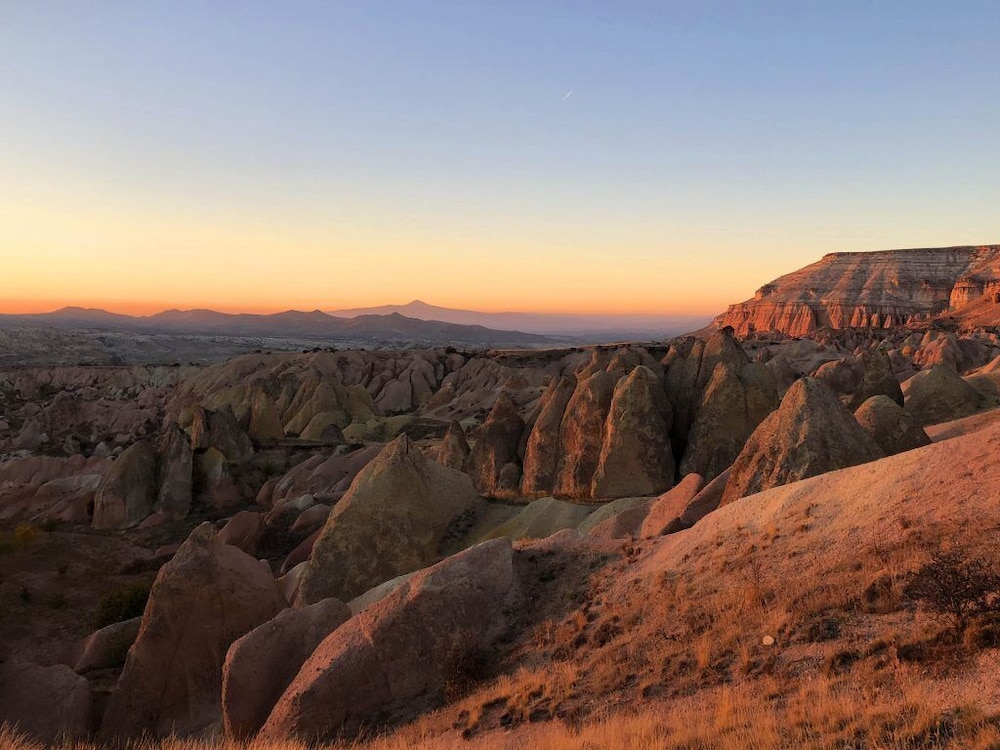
left=716, top=245, right=1000, bottom=336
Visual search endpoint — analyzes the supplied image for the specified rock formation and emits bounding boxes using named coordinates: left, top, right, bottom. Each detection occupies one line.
left=92, top=441, right=158, bottom=529
left=902, top=365, right=991, bottom=425
left=222, top=598, right=352, bottom=739
left=715, top=246, right=1000, bottom=336
left=436, top=420, right=471, bottom=471
left=591, top=365, right=674, bottom=498
left=101, top=523, right=285, bottom=739
left=469, top=392, right=525, bottom=497
left=722, top=378, right=884, bottom=504
left=261, top=539, right=516, bottom=741
left=0, top=648, right=91, bottom=743
left=854, top=395, right=931, bottom=456
left=298, top=435, right=481, bottom=604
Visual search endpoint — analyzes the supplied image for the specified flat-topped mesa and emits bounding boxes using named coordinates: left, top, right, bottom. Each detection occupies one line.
left=717, top=245, right=1000, bottom=337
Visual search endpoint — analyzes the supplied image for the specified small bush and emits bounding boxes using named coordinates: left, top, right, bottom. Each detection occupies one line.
left=904, top=549, right=1000, bottom=634
left=47, top=592, right=68, bottom=610
left=37, top=518, right=58, bottom=533
left=441, top=630, right=494, bottom=702
left=13, top=524, right=41, bottom=547
left=92, top=582, right=151, bottom=629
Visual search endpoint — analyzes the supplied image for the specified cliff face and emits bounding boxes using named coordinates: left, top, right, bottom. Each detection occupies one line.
left=717, top=246, right=1000, bottom=336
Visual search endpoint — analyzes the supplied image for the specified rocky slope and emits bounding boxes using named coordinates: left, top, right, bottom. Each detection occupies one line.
left=717, top=245, right=1000, bottom=336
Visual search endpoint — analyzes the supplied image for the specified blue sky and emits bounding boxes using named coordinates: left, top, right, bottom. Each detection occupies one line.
left=2, top=2, right=999, bottom=314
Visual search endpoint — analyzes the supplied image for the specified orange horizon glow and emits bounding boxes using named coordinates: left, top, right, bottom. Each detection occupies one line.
left=0, top=296, right=725, bottom=319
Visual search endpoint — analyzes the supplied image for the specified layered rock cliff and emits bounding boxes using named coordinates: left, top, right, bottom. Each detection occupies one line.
left=716, top=246, right=1000, bottom=336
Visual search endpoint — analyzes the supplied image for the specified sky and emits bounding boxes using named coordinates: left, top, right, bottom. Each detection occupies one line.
left=2, top=2, right=1000, bottom=316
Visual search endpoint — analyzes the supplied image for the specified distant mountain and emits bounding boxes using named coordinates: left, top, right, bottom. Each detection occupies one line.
left=328, top=300, right=709, bottom=339
left=0, top=307, right=554, bottom=347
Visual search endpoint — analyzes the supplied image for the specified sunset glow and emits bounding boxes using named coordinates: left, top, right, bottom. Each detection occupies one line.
left=3, top=3, right=999, bottom=317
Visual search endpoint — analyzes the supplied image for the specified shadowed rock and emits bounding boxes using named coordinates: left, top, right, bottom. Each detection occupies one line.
left=903, top=365, right=990, bottom=425
left=722, top=378, right=884, bottom=504
left=854, top=395, right=931, bottom=455
left=0, top=648, right=91, bottom=743
left=92, top=441, right=158, bottom=529
left=261, top=539, right=516, bottom=741
left=680, top=361, right=778, bottom=482
left=521, top=375, right=577, bottom=495
left=156, top=427, right=193, bottom=520
left=436, top=420, right=471, bottom=472
left=223, top=598, right=352, bottom=739
left=101, top=523, right=285, bottom=740
left=591, top=365, right=674, bottom=498
left=470, top=392, right=524, bottom=497
left=298, top=435, right=481, bottom=604
left=554, top=371, right=615, bottom=498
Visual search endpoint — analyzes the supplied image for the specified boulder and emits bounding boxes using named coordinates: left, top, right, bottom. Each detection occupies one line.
left=722, top=378, right=884, bottom=504
left=585, top=499, right=651, bottom=540
left=290, top=503, right=332, bottom=535
left=0, top=649, right=91, bottom=743
left=640, top=473, right=706, bottom=537
left=903, top=365, right=989, bottom=426
left=101, top=523, right=285, bottom=739
left=92, top=441, right=158, bottom=530
left=218, top=511, right=266, bottom=555
left=261, top=539, right=516, bottom=741
left=436, top=420, right=471, bottom=472
left=297, top=435, right=481, bottom=604
left=469, top=392, right=525, bottom=497
left=222, top=599, right=352, bottom=739
left=65, top=617, right=142, bottom=674
left=854, top=395, right=931, bottom=456
left=197, top=447, right=241, bottom=509
left=591, top=366, right=674, bottom=498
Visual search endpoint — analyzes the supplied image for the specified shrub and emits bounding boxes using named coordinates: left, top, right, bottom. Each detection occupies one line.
left=92, top=582, right=151, bottom=629
left=13, top=524, right=41, bottom=547
left=441, top=630, right=494, bottom=702
left=904, top=549, right=1000, bottom=633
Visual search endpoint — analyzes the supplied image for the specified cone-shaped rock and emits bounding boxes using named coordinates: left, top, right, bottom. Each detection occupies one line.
left=554, top=371, right=615, bottom=498
left=249, top=387, right=285, bottom=441
left=470, top=392, right=524, bottom=497
left=721, top=378, right=884, bottom=505
left=92, top=441, right=158, bottom=530
left=680, top=361, right=778, bottom=482
left=0, top=649, right=91, bottom=743
left=521, top=375, right=576, bottom=495
left=101, top=523, right=285, bottom=740
left=436, top=420, right=470, bottom=472
left=298, top=435, right=481, bottom=604
left=591, top=365, right=674, bottom=498
left=854, top=395, right=931, bottom=456
left=155, top=427, right=193, bottom=520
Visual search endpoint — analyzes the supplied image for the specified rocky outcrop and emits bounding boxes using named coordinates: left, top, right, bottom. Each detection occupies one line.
left=298, top=435, right=481, bottom=604
left=101, top=523, right=285, bottom=739
left=640, top=473, right=706, bottom=537
left=261, top=539, right=516, bottom=741
left=0, top=648, right=91, bottom=742
left=521, top=375, right=577, bottom=495
left=92, top=441, right=158, bottom=529
left=222, top=598, right=352, bottom=739
left=155, top=427, right=193, bottom=519
left=64, top=617, right=142, bottom=674
left=854, top=395, right=931, bottom=456
left=813, top=349, right=902, bottom=410
left=715, top=246, right=1000, bottom=336
left=902, top=365, right=991, bottom=425
left=722, top=378, right=884, bottom=504
left=591, top=365, right=674, bottom=498
left=679, top=361, right=778, bottom=482
left=469, top=392, right=525, bottom=497
left=436, top=420, right=471, bottom=472
left=554, top=371, right=615, bottom=498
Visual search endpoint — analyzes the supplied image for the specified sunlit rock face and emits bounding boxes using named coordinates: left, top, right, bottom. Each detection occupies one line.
left=716, top=246, right=1000, bottom=336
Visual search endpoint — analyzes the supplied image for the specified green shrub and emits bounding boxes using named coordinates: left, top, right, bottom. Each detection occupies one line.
left=13, top=524, right=40, bottom=547
left=92, top=582, right=151, bottom=628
